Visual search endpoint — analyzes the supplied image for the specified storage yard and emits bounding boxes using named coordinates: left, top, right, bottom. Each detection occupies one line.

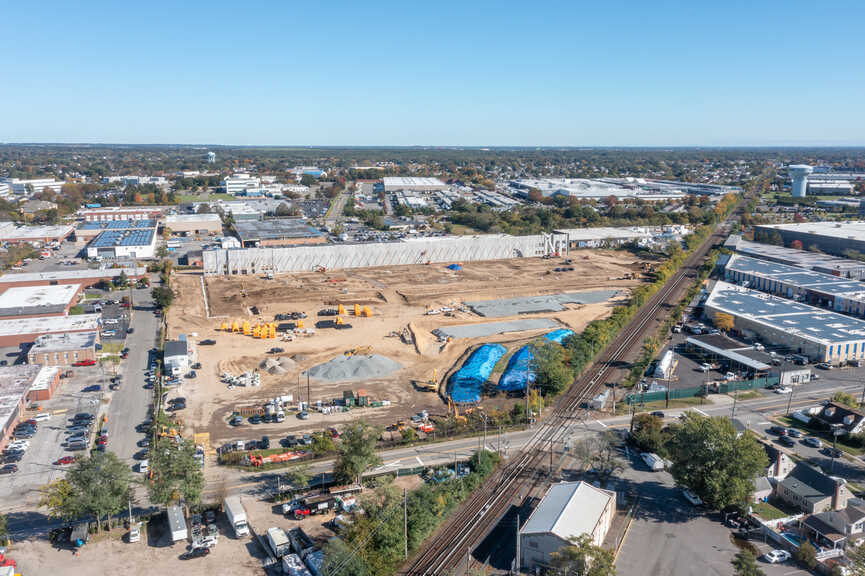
left=166, top=251, right=648, bottom=455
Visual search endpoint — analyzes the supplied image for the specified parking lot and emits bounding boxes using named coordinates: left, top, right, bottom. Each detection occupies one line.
left=0, top=366, right=106, bottom=512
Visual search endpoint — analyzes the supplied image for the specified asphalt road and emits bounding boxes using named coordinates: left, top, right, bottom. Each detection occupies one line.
left=105, top=284, right=159, bottom=466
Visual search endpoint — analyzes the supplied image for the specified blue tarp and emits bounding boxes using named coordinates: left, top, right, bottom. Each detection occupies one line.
left=448, top=344, right=506, bottom=403
left=447, top=263, right=463, bottom=271
left=497, top=346, right=534, bottom=392
left=544, top=329, right=575, bottom=344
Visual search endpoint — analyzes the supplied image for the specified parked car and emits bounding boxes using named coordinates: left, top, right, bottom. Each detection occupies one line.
left=768, top=426, right=787, bottom=436
left=682, top=489, right=703, bottom=506
left=778, top=436, right=796, bottom=447
left=763, top=550, right=791, bottom=564
left=181, top=547, right=210, bottom=560
left=804, top=436, right=822, bottom=448
left=55, top=456, right=77, bottom=465
left=817, top=363, right=833, bottom=370
left=786, top=428, right=803, bottom=438
left=774, top=386, right=792, bottom=394
left=825, top=447, right=843, bottom=458
left=199, top=339, right=216, bottom=346
left=650, top=411, right=665, bottom=419
left=0, top=464, right=18, bottom=475
left=73, top=359, right=96, bottom=367
left=249, top=415, right=262, bottom=425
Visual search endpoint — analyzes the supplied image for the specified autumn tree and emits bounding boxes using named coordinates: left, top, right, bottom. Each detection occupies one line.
left=713, top=312, right=735, bottom=332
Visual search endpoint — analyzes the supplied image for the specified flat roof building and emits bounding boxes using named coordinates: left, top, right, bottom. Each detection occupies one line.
left=520, top=481, right=616, bottom=572
left=0, top=313, right=101, bottom=347
left=79, top=206, right=163, bottom=222
left=726, top=236, right=865, bottom=279
left=725, top=254, right=865, bottom=317
left=28, top=331, right=98, bottom=366
left=554, top=225, right=690, bottom=248
left=382, top=177, right=448, bottom=192
left=754, top=222, right=865, bottom=257
left=0, top=222, right=74, bottom=245
left=234, top=219, right=326, bottom=247
left=75, top=218, right=159, bottom=241
left=704, top=281, right=865, bottom=364
left=224, top=174, right=261, bottom=195
left=164, top=213, right=222, bottom=235
left=508, top=178, right=686, bottom=201
left=87, top=228, right=157, bottom=260
left=0, top=267, right=147, bottom=289
left=0, top=177, right=64, bottom=197
left=0, top=283, right=81, bottom=318
left=0, top=365, right=58, bottom=450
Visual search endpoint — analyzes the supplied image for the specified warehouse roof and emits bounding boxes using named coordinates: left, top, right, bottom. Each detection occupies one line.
left=79, top=219, right=157, bottom=231
left=727, top=254, right=865, bottom=300
left=164, top=340, right=187, bottom=358
left=685, top=335, right=772, bottom=371
left=727, top=237, right=865, bottom=277
left=521, top=481, right=613, bottom=540
left=757, top=221, right=865, bottom=242
left=0, top=223, right=74, bottom=240
left=0, top=314, right=101, bottom=337
left=0, top=283, right=80, bottom=316
left=90, top=229, right=155, bottom=248
left=382, top=177, right=447, bottom=188
left=0, top=365, right=43, bottom=431
left=164, top=213, right=222, bottom=223
left=0, top=267, right=147, bottom=284
left=705, top=281, right=865, bottom=345
left=29, top=366, right=60, bottom=393
left=31, top=331, right=98, bottom=352
left=234, top=219, right=323, bottom=242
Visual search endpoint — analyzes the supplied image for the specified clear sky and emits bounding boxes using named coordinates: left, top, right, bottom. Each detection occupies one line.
left=2, top=0, right=864, bottom=146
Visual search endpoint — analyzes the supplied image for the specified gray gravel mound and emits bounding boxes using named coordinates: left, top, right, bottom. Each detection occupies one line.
left=307, top=354, right=402, bottom=382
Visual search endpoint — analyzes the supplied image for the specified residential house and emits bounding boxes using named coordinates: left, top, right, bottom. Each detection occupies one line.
left=163, top=339, right=189, bottom=376
left=802, top=498, right=865, bottom=553
left=814, top=402, right=865, bottom=436
left=776, top=462, right=851, bottom=514
left=519, top=481, right=616, bottom=572
left=752, top=442, right=795, bottom=502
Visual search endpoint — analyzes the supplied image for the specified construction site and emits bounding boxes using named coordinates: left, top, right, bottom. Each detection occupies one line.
left=167, top=250, right=652, bottom=466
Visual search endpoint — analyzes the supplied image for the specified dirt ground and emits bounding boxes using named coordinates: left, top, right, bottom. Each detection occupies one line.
left=166, top=252, right=647, bottom=466
left=9, top=523, right=265, bottom=576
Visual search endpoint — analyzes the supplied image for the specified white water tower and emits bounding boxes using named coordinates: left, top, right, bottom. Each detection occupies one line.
left=789, top=164, right=813, bottom=198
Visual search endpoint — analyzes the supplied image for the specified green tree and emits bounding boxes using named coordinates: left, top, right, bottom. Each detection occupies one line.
left=155, top=245, right=169, bottom=258
left=667, top=414, right=768, bottom=509
left=531, top=341, right=571, bottom=396
left=548, top=533, right=616, bottom=576
left=284, top=463, right=311, bottom=491
left=796, top=541, right=817, bottom=569
left=300, top=174, right=317, bottom=186
left=0, top=513, right=7, bottom=545
left=630, top=413, right=667, bottom=455
left=152, top=285, right=174, bottom=309
left=312, top=432, right=337, bottom=455
left=40, top=452, right=131, bottom=531
left=148, top=440, right=205, bottom=507
left=732, top=549, right=765, bottom=576
left=334, top=420, right=381, bottom=484
left=113, top=270, right=128, bottom=288
left=832, top=391, right=859, bottom=409
left=846, top=542, right=865, bottom=575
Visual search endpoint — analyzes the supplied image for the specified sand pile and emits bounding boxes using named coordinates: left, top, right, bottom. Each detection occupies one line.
left=307, top=354, right=402, bottom=382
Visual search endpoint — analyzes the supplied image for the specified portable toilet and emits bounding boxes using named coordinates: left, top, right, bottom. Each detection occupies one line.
left=242, top=321, right=251, bottom=335
left=354, top=304, right=361, bottom=316
left=338, top=303, right=346, bottom=315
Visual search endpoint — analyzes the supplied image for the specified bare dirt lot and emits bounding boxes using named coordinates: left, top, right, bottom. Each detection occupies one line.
left=166, top=253, right=647, bottom=461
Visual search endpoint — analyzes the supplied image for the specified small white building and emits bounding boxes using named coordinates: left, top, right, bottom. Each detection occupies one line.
left=224, top=174, right=261, bottom=195
left=163, top=339, right=189, bottom=376
left=520, top=481, right=616, bottom=572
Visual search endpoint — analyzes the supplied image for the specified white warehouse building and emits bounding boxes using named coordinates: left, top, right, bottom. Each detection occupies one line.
left=704, top=281, right=865, bottom=365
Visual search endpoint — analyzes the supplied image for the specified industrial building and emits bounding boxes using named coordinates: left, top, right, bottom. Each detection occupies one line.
left=75, top=218, right=159, bottom=242
left=0, top=222, right=74, bottom=245
left=554, top=225, right=690, bottom=249
left=754, top=221, right=865, bottom=256
left=164, top=339, right=190, bottom=375
left=519, top=481, right=615, bottom=571
left=506, top=178, right=686, bottom=201
left=0, top=267, right=147, bottom=289
left=726, top=235, right=865, bottom=279
left=0, top=365, right=59, bottom=450
left=86, top=228, right=157, bottom=259
left=724, top=254, right=865, bottom=316
left=79, top=206, right=163, bottom=222
left=0, top=313, right=101, bottom=347
left=0, top=283, right=81, bottom=318
left=684, top=333, right=813, bottom=386
left=704, top=281, right=865, bottom=364
left=233, top=218, right=326, bottom=247
left=223, top=174, right=261, bottom=195
left=0, top=177, right=64, bottom=197
left=382, top=177, right=449, bottom=192
left=204, top=232, right=569, bottom=275
left=28, top=332, right=99, bottom=366
left=164, top=213, right=222, bottom=236
left=808, top=180, right=855, bottom=195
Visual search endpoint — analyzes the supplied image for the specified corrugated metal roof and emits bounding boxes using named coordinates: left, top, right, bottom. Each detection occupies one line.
left=521, top=481, right=613, bottom=540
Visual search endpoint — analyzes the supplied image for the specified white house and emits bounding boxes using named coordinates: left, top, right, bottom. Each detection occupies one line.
left=520, top=481, right=616, bottom=572
left=163, top=339, right=189, bottom=376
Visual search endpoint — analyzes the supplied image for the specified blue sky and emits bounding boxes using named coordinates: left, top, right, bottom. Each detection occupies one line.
left=1, top=0, right=864, bottom=146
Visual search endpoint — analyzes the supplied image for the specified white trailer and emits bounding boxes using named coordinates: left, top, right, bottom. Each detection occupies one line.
left=641, top=452, right=665, bottom=472
left=167, top=505, right=188, bottom=542
left=224, top=495, right=249, bottom=537
left=267, top=527, right=292, bottom=558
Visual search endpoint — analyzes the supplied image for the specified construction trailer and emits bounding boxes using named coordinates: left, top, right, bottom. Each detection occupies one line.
left=167, top=505, right=188, bottom=542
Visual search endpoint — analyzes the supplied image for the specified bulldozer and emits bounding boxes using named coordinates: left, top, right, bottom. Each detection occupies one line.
left=416, top=368, right=438, bottom=392
left=345, top=346, right=373, bottom=357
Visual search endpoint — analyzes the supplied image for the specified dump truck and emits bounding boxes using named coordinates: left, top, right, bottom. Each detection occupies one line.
left=266, top=527, right=292, bottom=558
left=224, top=495, right=249, bottom=537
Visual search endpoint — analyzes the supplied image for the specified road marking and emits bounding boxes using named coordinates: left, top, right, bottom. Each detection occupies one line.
left=759, top=421, right=771, bottom=425
left=415, top=456, right=423, bottom=466
left=595, top=420, right=608, bottom=428
left=693, top=408, right=708, bottom=416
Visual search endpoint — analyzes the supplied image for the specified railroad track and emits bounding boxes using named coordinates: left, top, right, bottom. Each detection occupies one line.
left=403, top=221, right=733, bottom=576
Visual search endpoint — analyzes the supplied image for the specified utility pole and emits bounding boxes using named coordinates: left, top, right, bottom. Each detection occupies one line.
left=514, top=513, right=520, bottom=575
left=785, top=386, right=794, bottom=415
left=549, top=437, right=553, bottom=477
left=731, top=385, right=739, bottom=420
left=307, top=372, right=311, bottom=411
left=403, top=488, right=408, bottom=560
left=524, top=347, right=531, bottom=428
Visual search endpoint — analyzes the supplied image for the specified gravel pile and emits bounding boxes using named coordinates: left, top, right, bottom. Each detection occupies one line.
left=307, top=354, right=402, bottom=382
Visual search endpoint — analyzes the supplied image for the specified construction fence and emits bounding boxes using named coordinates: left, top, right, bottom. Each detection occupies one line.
left=624, top=375, right=780, bottom=404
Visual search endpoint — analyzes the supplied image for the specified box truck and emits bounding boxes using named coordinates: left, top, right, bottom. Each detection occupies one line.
left=224, top=495, right=250, bottom=537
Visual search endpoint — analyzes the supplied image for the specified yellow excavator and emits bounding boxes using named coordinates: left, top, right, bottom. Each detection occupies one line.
left=447, top=398, right=467, bottom=424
